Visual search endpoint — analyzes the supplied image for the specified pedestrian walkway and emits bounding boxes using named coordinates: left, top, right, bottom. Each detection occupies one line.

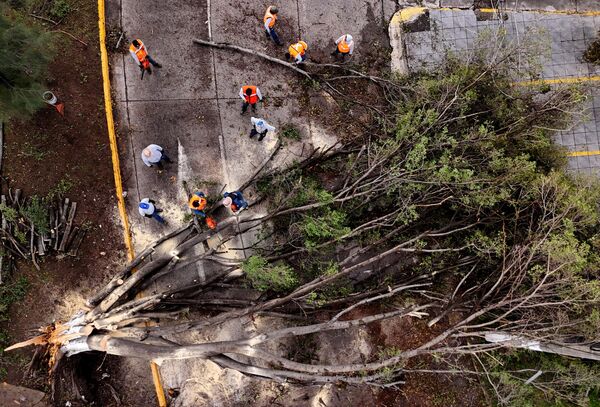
left=393, top=6, right=600, bottom=174
left=105, top=0, right=396, bottom=405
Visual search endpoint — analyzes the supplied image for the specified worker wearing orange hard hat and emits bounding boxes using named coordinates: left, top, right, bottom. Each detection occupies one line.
left=264, top=5, right=283, bottom=46
left=285, top=40, right=308, bottom=64
left=129, top=39, right=162, bottom=79
left=331, top=34, right=354, bottom=59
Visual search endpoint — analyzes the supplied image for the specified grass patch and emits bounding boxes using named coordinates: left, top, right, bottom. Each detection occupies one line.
left=280, top=125, right=302, bottom=141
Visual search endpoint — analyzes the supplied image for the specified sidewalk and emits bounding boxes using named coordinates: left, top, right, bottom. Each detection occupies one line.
left=392, top=5, right=600, bottom=174
left=105, top=0, right=396, bottom=405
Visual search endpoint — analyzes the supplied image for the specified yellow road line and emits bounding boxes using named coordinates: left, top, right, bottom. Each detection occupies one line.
left=479, top=7, right=600, bottom=17
left=516, top=76, right=600, bottom=86
left=567, top=150, right=600, bottom=157
left=97, top=1, right=167, bottom=406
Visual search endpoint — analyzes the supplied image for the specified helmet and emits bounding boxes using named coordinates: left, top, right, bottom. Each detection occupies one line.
left=270, top=6, right=278, bottom=14
left=299, top=40, right=308, bottom=50
left=139, top=202, right=150, bottom=210
left=222, top=197, right=232, bottom=206
left=257, top=120, right=264, bottom=126
left=346, top=34, right=353, bottom=43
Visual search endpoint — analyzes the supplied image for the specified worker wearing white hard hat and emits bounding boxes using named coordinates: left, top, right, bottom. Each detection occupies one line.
left=332, top=34, right=355, bottom=58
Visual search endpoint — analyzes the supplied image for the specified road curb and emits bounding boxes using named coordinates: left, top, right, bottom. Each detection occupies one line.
left=97, top=1, right=167, bottom=406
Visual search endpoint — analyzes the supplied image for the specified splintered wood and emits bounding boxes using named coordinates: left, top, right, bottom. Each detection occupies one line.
left=0, top=188, right=85, bottom=280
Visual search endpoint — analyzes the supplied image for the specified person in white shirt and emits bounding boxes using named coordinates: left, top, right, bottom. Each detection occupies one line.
left=138, top=198, right=165, bottom=224
left=250, top=117, right=276, bottom=141
left=332, top=34, right=355, bottom=59
left=239, top=85, right=263, bottom=114
left=141, top=144, right=172, bottom=169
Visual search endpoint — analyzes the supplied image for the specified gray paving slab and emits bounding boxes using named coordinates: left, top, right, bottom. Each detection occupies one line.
left=123, top=99, right=224, bottom=247
left=504, top=0, right=577, bottom=11
left=297, top=0, right=384, bottom=61
left=577, top=0, right=600, bottom=12
left=217, top=95, right=311, bottom=190
left=120, top=0, right=215, bottom=100
left=399, top=8, right=600, bottom=172
left=440, top=0, right=471, bottom=8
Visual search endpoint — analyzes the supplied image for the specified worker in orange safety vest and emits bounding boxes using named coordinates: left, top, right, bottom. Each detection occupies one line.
left=331, top=34, right=354, bottom=59
left=188, top=192, right=217, bottom=230
left=188, top=192, right=208, bottom=217
left=285, top=40, right=308, bottom=64
left=263, top=6, right=283, bottom=46
left=129, top=39, right=162, bottom=79
left=239, top=85, right=263, bottom=114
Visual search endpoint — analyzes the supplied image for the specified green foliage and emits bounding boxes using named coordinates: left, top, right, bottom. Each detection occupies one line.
left=49, top=0, right=71, bottom=19
left=301, top=209, right=350, bottom=249
left=0, top=11, right=54, bottom=121
left=0, top=276, right=28, bottom=321
left=21, top=195, right=48, bottom=234
left=46, top=177, right=74, bottom=201
left=242, top=255, right=298, bottom=292
left=0, top=203, right=17, bottom=223
left=489, top=350, right=600, bottom=407
left=280, top=125, right=301, bottom=141
left=288, top=177, right=333, bottom=207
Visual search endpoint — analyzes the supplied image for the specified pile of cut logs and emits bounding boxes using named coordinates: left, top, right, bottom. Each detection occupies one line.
left=0, top=188, right=84, bottom=283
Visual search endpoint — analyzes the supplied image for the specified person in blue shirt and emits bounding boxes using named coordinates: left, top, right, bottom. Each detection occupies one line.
left=223, top=191, right=248, bottom=214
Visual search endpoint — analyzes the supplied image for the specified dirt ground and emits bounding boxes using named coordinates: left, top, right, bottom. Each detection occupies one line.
left=0, top=0, right=128, bottom=401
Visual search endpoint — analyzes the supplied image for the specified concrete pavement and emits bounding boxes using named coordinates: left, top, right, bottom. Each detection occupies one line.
left=106, top=0, right=396, bottom=405
left=391, top=4, right=600, bottom=175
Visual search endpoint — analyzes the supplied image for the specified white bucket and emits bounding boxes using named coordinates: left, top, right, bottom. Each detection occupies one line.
left=43, top=91, right=58, bottom=105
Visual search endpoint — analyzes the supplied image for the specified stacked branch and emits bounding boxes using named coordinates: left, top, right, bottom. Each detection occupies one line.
left=0, top=187, right=83, bottom=278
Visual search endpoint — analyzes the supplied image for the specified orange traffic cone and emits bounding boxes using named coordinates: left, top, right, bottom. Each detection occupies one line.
left=43, top=91, right=65, bottom=116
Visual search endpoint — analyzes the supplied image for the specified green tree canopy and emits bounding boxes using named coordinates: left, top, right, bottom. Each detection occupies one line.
left=0, top=9, right=53, bottom=121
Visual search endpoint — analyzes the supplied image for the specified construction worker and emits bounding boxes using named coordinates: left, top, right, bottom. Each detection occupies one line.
left=331, top=34, right=354, bottom=59
left=188, top=192, right=217, bottom=230
left=250, top=117, right=276, bottom=141
left=129, top=39, right=162, bottom=78
left=138, top=198, right=165, bottom=224
left=141, top=144, right=172, bottom=169
left=285, top=40, right=308, bottom=64
left=264, top=6, right=283, bottom=46
left=188, top=191, right=208, bottom=217
left=239, top=85, right=263, bottom=114
left=223, top=191, right=248, bottom=214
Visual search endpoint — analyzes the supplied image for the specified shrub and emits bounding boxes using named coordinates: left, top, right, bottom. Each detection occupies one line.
left=50, top=0, right=71, bottom=19
left=21, top=195, right=49, bottom=234
left=242, top=255, right=298, bottom=292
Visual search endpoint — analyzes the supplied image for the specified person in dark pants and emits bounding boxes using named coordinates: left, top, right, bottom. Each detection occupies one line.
left=263, top=6, right=283, bottom=46
left=141, top=144, right=172, bottom=170
left=138, top=198, right=165, bottom=224
left=240, top=85, right=263, bottom=114
left=129, top=39, right=162, bottom=77
left=250, top=117, right=276, bottom=141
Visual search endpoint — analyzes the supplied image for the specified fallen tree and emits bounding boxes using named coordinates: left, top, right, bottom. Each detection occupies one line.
left=10, top=30, right=600, bottom=406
